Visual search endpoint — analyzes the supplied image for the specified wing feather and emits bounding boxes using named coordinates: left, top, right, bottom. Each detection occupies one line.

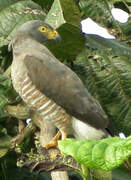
left=23, top=45, right=108, bottom=129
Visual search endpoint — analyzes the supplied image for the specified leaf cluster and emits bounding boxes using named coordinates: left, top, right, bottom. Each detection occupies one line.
left=0, top=0, right=131, bottom=179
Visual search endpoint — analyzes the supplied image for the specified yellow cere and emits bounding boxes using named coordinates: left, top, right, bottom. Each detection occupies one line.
left=38, top=25, right=58, bottom=40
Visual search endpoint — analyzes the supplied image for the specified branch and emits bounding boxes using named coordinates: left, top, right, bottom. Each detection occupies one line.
left=7, top=104, right=69, bottom=180
left=6, top=104, right=30, bottom=119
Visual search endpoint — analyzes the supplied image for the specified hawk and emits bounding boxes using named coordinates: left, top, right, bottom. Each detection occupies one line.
left=9, top=20, right=115, bottom=148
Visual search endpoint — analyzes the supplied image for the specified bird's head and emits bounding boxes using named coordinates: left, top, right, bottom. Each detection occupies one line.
left=8, top=20, right=61, bottom=51
left=38, top=23, right=61, bottom=42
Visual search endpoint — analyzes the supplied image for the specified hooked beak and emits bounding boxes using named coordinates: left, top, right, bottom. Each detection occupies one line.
left=53, top=34, right=61, bottom=43
left=47, top=29, right=61, bottom=42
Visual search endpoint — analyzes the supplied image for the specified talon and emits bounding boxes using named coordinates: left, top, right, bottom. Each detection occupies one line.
left=44, top=130, right=67, bottom=149
left=45, top=131, right=61, bottom=149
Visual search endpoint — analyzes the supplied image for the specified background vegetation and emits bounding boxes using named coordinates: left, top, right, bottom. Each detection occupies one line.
left=0, top=0, right=131, bottom=179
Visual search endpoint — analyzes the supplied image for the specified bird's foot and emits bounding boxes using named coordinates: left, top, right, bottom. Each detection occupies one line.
left=45, top=131, right=61, bottom=149
left=44, top=130, right=67, bottom=149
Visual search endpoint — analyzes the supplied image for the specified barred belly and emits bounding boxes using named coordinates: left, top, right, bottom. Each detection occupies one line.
left=13, top=73, right=71, bottom=133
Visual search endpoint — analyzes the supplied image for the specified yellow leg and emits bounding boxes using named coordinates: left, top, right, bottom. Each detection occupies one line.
left=44, top=130, right=67, bottom=149
left=45, top=131, right=61, bottom=149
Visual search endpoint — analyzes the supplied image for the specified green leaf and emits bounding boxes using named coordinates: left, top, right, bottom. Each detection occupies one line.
left=33, top=0, right=53, bottom=11
left=79, top=0, right=131, bottom=40
left=74, top=49, right=131, bottom=135
left=79, top=0, right=115, bottom=27
left=92, top=169, right=112, bottom=180
left=120, top=17, right=131, bottom=37
left=0, top=135, right=11, bottom=158
left=45, top=0, right=85, bottom=60
left=0, top=0, right=46, bottom=47
left=46, top=23, right=85, bottom=59
left=112, top=166, right=131, bottom=180
left=58, top=137, right=131, bottom=171
left=0, top=70, right=18, bottom=115
left=45, top=0, right=81, bottom=28
left=85, top=34, right=131, bottom=59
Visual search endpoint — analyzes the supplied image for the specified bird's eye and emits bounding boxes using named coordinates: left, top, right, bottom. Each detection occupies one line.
left=41, top=27, right=46, bottom=31
left=53, top=30, right=58, bottom=35
left=39, top=26, right=47, bottom=33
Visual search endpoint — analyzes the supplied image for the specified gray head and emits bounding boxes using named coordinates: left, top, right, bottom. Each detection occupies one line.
left=8, top=20, right=61, bottom=51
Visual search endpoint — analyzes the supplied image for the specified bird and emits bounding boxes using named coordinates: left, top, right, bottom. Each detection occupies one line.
left=9, top=20, right=116, bottom=148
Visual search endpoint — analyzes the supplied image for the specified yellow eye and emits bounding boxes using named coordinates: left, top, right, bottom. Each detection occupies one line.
left=39, top=26, right=47, bottom=33
left=53, top=30, right=58, bottom=35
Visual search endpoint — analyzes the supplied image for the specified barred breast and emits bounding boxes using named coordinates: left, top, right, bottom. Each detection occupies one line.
left=11, top=62, right=71, bottom=134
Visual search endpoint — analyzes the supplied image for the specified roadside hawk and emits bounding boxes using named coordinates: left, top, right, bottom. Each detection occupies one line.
left=9, top=20, right=115, bottom=147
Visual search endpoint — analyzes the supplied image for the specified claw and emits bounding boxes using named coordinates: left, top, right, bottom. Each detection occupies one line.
left=45, top=131, right=61, bottom=149
left=44, top=130, right=67, bottom=149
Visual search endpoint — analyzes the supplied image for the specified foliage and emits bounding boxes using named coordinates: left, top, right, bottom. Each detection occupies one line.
left=58, top=137, right=131, bottom=171
left=0, top=0, right=131, bottom=180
